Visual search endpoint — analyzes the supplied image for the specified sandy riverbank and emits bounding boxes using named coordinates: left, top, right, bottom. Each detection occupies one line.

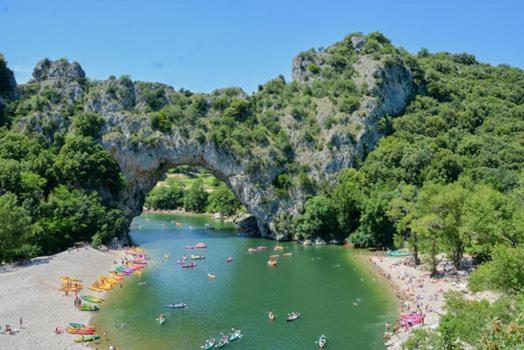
left=0, top=246, right=123, bottom=350
left=366, top=254, right=499, bottom=349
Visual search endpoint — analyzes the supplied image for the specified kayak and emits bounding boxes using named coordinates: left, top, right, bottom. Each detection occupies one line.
left=74, top=335, right=100, bottom=343
left=201, top=338, right=216, bottom=349
left=181, top=262, right=197, bottom=268
left=229, top=329, right=242, bottom=341
left=318, top=334, right=327, bottom=348
left=79, top=304, right=99, bottom=312
left=67, top=327, right=95, bottom=335
left=60, top=276, right=81, bottom=283
left=208, top=273, right=216, bottom=279
left=88, top=286, right=105, bottom=292
left=386, top=250, right=411, bottom=257
left=166, top=303, right=186, bottom=309
left=287, top=312, right=301, bottom=322
left=68, top=323, right=95, bottom=331
left=157, top=316, right=166, bottom=325
left=267, top=260, right=277, bottom=267
left=195, top=242, right=207, bottom=249
left=81, top=295, right=103, bottom=303
left=190, top=255, right=205, bottom=260
left=226, top=257, right=233, bottom=263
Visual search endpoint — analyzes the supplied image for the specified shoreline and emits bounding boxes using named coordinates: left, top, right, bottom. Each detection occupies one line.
left=362, top=252, right=499, bottom=349
left=0, top=246, right=124, bottom=350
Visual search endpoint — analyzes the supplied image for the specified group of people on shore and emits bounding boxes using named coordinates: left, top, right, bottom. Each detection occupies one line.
left=1, top=318, right=22, bottom=335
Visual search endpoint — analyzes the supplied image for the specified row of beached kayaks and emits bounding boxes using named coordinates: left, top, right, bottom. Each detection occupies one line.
left=63, top=247, right=148, bottom=345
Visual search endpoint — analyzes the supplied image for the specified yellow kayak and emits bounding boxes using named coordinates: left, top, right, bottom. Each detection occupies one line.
left=98, top=283, right=113, bottom=290
left=61, top=275, right=81, bottom=282
left=89, top=286, right=105, bottom=292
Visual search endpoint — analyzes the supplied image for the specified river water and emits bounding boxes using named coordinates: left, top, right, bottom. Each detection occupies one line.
left=92, top=213, right=397, bottom=349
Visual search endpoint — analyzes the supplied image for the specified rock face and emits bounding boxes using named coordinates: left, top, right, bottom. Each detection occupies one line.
left=11, top=33, right=417, bottom=240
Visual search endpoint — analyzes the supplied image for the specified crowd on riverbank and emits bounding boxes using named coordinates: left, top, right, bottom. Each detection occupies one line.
left=367, top=254, right=500, bottom=349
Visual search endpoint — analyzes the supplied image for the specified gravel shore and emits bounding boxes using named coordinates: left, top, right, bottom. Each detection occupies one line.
left=368, top=254, right=499, bottom=349
left=0, top=246, right=121, bottom=350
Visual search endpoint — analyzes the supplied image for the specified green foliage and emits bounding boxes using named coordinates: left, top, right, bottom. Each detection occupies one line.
left=0, top=193, right=37, bottom=262
left=145, top=182, right=184, bottom=210
left=182, top=179, right=208, bottom=213
left=295, top=195, right=342, bottom=241
left=272, top=173, right=292, bottom=197
left=54, top=135, right=123, bottom=196
left=223, top=98, right=251, bottom=121
left=207, top=183, right=241, bottom=216
left=469, top=245, right=524, bottom=294
left=72, top=112, right=104, bottom=138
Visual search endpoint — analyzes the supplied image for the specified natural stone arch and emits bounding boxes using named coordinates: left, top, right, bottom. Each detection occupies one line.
left=14, top=33, right=417, bottom=240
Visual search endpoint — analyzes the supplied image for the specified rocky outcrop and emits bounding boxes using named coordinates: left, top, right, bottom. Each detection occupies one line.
left=10, top=33, right=417, bottom=240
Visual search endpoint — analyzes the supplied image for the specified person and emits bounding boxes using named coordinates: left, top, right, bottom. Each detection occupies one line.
left=103, top=331, right=107, bottom=340
left=19, top=317, right=22, bottom=330
left=113, top=321, right=117, bottom=328
left=385, top=321, right=391, bottom=332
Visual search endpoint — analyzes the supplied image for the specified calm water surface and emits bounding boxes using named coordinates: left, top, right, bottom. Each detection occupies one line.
left=92, top=213, right=396, bottom=349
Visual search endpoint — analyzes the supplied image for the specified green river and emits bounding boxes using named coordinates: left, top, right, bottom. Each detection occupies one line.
left=92, top=213, right=397, bottom=349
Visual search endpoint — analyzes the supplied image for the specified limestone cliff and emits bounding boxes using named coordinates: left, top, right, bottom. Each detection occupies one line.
left=11, top=32, right=417, bottom=240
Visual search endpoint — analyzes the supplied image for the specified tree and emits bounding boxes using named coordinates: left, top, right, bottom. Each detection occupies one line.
left=463, top=184, right=523, bottom=261
left=72, top=112, right=104, bottom=138
left=183, top=180, right=208, bottom=213
left=411, top=182, right=469, bottom=270
left=468, top=245, right=524, bottom=294
left=0, top=193, right=35, bottom=262
left=145, top=182, right=184, bottom=210
left=207, top=183, right=241, bottom=216
left=295, top=195, right=341, bottom=241
left=351, top=188, right=395, bottom=247
left=387, top=184, right=420, bottom=264
left=332, top=169, right=364, bottom=236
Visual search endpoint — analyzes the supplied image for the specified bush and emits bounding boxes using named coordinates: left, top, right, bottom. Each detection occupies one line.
left=72, top=112, right=104, bottom=138
left=338, top=95, right=360, bottom=114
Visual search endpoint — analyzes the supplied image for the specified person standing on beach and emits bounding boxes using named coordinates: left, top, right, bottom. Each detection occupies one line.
left=19, top=317, right=22, bottom=330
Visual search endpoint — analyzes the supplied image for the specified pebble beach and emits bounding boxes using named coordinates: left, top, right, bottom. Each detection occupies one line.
left=0, top=246, right=122, bottom=350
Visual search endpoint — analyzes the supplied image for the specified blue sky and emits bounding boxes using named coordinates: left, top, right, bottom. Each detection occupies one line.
left=1, top=0, right=522, bottom=92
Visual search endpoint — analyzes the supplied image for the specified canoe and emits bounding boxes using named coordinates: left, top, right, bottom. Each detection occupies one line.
left=287, top=312, right=301, bottom=321
left=67, top=327, right=95, bottom=335
left=60, top=276, right=81, bottom=283
left=195, top=242, right=207, bottom=249
left=181, top=263, right=197, bottom=268
left=386, top=250, right=411, bottom=257
left=166, top=303, right=186, bottom=309
left=318, top=335, right=327, bottom=348
left=74, top=335, right=100, bottom=343
left=202, top=338, right=216, bottom=350
left=267, top=260, right=277, bottom=267
left=207, top=273, right=216, bottom=279
left=81, top=295, right=103, bottom=303
left=190, top=255, right=205, bottom=260
left=79, top=304, right=99, bottom=312
left=68, top=323, right=95, bottom=331
left=88, top=286, right=105, bottom=292
left=229, top=330, right=242, bottom=341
